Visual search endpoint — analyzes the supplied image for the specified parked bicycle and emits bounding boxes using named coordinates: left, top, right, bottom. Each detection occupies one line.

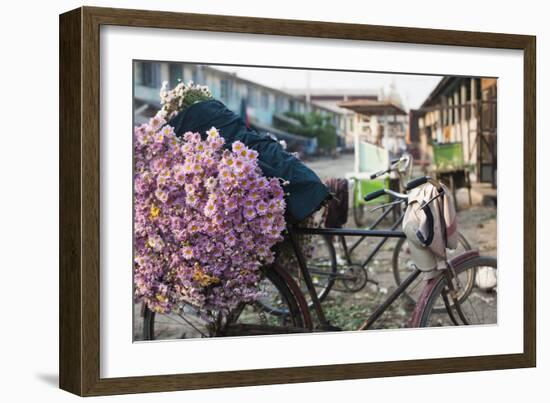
left=271, top=154, right=473, bottom=311
left=341, top=154, right=474, bottom=310
left=352, top=153, right=412, bottom=227
left=141, top=176, right=497, bottom=339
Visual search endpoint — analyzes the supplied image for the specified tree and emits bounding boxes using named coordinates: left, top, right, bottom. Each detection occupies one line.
left=276, top=111, right=337, bottom=152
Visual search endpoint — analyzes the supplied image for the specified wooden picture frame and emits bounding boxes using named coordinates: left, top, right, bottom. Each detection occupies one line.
left=59, top=6, right=536, bottom=396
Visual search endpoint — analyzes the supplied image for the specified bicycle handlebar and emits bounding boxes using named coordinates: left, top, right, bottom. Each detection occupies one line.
left=363, top=175, right=445, bottom=212
left=364, top=189, right=387, bottom=202
left=369, top=154, right=412, bottom=180
left=369, top=168, right=390, bottom=180
left=405, top=176, right=443, bottom=192
left=364, top=188, right=408, bottom=202
left=405, top=176, right=429, bottom=191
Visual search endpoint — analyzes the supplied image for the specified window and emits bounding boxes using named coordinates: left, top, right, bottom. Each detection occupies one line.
left=140, top=62, right=153, bottom=87
left=220, top=79, right=231, bottom=102
left=169, top=63, right=182, bottom=88
left=465, top=79, right=472, bottom=120
left=289, top=99, right=296, bottom=112
left=275, top=95, right=285, bottom=112
left=134, top=63, right=143, bottom=85
left=248, top=86, right=256, bottom=106
left=139, top=62, right=161, bottom=88
left=260, top=92, right=269, bottom=109
left=448, top=96, right=454, bottom=125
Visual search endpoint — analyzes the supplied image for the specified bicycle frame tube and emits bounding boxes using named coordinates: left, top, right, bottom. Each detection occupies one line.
left=348, top=203, right=397, bottom=254
left=360, top=213, right=405, bottom=268
left=359, top=268, right=422, bottom=330
left=292, top=227, right=406, bottom=238
left=287, top=225, right=406, bottom=329
left=287, top=228, right=329, bottom=327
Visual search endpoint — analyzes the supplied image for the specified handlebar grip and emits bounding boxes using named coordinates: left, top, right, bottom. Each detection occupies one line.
left=370, top=168, right=388, bottom=180
left=364, top=189, right=386, bottom=202
left=405, top=176, right=430, bottom=191
left=390, top=158, right=400, bottom=165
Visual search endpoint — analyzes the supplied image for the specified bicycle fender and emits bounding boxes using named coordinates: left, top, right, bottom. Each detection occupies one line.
left=408, top=250, right=480, bottom=328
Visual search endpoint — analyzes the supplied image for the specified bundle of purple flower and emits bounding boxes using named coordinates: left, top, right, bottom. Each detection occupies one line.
left=133, top=114, right=287, bottom=318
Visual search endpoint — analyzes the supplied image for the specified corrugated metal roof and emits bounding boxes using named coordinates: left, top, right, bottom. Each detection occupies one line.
left=338, top=99, right=407, bottom=116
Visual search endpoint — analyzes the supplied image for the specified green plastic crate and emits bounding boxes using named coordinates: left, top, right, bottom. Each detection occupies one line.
left=354, top=178, right=390, bottom=206
left=433, top=142, right=464, bottom=172
left=350, top=141, right=391, bottom=207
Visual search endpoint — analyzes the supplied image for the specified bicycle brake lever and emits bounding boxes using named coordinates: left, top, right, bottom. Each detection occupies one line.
left=368, top=200, right=403, bottom=213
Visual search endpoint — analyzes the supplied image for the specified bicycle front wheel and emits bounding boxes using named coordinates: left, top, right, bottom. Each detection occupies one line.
left=418, top=255, right=497, bottom=327
left=392, top=232, right=473, bottom=312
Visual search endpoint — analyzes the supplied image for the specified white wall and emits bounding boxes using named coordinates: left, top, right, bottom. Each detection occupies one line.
left=1, top=0, right=546, bottom=402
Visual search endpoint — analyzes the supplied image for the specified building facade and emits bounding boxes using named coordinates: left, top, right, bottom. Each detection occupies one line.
left=133, top=62, right=351, bottom=154
left=338, top=99, right=408, bottom=158
left=409, top=77, right=497, bottom=185
left=289, top=89, right=380, bottom=149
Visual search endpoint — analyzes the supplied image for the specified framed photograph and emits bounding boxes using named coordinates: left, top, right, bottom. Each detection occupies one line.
left=59, top=6, right=536, bottom=396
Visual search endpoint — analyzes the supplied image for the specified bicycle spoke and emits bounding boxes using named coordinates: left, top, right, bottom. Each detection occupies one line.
left=407, top=278, right=423, bottom=294
left=465, top=296, right=481, bottom=323
left=155, top=313, right=190, bottom=327
left=418, top=257, right=497, bottom=328
left=177, top=312, right=209, bottom=337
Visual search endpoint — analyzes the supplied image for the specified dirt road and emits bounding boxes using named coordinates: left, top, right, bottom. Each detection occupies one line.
left=305, top=153, right=355, bottom=180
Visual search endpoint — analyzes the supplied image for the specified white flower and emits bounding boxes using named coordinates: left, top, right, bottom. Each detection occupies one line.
left=206, top=127, right=219, bottom=138
left=158, top=80, right=213, bottom=119
left=205, top=176, right=218, bottom=190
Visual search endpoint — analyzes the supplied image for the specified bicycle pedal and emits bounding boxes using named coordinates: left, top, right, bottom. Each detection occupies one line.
left=367, top=278, right=380, bottom=286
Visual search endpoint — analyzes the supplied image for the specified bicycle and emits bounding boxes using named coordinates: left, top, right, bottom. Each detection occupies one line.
left=352, top=153, right=413, bottom=228
left=140, top=176, right=497, bottom=339
left=259, top=154, right=416, bottom=308
left=339, top=155, right=474, bottom=310
left=275, top=154, right=473, bottom=311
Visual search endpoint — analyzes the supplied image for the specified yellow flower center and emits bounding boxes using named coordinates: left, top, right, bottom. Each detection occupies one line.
left=150, top=205, right=161, bottom=218
left=192, top=266, right=220, bottom=287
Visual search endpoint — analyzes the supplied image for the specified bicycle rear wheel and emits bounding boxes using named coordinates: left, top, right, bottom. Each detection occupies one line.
left=301, top=234, right=337, bottom=303
left=142, top=267, right=307, bottom=340
left=263, top=234, right=336, bottom=313
left=418, top=256, right=497, bottom=327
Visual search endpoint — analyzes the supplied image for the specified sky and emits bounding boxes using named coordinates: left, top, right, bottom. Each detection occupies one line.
left=214, top=65, right=443, bottom=110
